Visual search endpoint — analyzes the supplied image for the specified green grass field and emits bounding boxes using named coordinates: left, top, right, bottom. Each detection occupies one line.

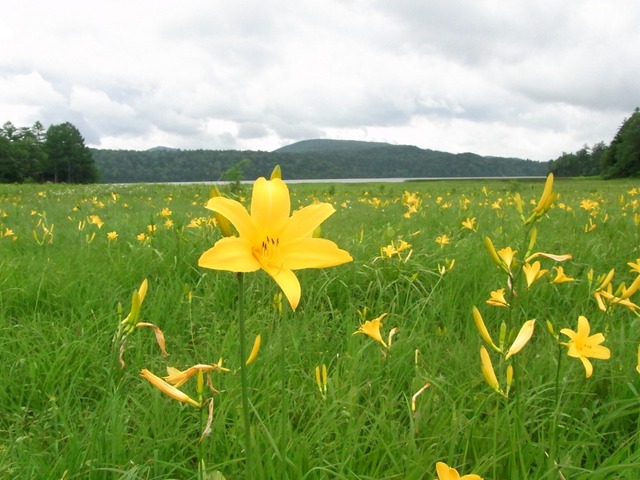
left=2, top=176, right=640, bottom=479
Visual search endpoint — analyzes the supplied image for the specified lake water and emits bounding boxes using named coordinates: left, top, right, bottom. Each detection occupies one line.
left=164, top=176, right=546, bottom=185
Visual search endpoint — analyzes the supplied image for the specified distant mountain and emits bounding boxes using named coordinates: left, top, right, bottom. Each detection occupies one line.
left=92, top=139, right=550, bottom=183
left=146, top=146, right=180, bottom=152
left=275, top=139, right=395, bottom=154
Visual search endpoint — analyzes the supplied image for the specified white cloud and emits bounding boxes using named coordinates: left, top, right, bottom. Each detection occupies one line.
left=0, top=0, right=638, bottom=162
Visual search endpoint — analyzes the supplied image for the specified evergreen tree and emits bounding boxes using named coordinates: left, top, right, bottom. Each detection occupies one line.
left=602, top=108, right=640, bottom=178
left=44, top=122, right=98, bottom=183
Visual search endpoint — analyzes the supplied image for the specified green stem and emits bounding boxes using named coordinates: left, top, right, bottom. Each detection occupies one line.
left=551, top=343, right=563, bottom=472
left=237, top=273, right=253, bottom=476
left=279, top=301, right=289, bottom=465
left=198, top=407, right=205, bottom=480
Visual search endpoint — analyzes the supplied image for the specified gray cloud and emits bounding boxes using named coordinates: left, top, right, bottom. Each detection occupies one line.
left=0, top=0, right=638, bottom=161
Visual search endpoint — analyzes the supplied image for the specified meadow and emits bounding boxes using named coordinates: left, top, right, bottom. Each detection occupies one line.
left=2, top=175, right=640, bottom=479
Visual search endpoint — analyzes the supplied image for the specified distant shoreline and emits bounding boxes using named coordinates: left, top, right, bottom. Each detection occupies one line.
left=104, top=176, right=547, bottom=186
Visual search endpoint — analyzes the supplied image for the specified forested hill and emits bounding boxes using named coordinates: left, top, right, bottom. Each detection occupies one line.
left=92, top=139, right=550, bottom=183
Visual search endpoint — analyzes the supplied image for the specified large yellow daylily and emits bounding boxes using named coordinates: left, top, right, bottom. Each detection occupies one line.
left=198, top=177, right=353, bottom=310
left=436, top=461, right=483, bottom=480
left=560, top=315, right=611, bottom=378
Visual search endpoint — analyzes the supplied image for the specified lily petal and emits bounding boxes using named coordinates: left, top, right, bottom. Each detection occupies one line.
left=262, top=266, right=301, bottom=310
left=251, top=177, right=290, bottom=234
left=198, top=237, right=261, bottom=272
left=281, top=203, right=336, bottom=241
left=587, top=344, right=611, bottom=360
left=280, top=237, right=353, bottom=269
left=205, top=196, right=255, bottom=239
left=579, top=356, right=594, bottom=378
left=577, top=315, right=591, bottom=336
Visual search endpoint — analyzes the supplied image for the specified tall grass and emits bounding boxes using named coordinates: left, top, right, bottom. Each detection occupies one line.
left=2, top=178, right=640, bottom=479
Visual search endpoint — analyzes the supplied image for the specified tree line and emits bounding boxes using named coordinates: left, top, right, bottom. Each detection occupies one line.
left=0, top=121, right=98, bottom=183
left=550, top=107, right=640, bottom=178
left=3, top=107, right=639, bottom=184
left=91, top=145, right=550, bottom=184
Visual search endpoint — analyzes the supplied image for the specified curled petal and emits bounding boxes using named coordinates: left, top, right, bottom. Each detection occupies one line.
left=136, top=322, right=168, bottom=357
left=579, top=356, right=594, bottom=379
left=262, top=266, right=301, bottom=311
left=525, top=252, right=573, bottom=263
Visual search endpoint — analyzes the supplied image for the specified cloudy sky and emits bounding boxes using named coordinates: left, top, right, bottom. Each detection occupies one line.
left=1, top=0, right=639, bottom=161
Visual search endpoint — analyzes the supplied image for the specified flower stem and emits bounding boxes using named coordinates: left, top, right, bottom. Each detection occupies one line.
left=550, top=342, right=563, bottom=472
left=237, top=273, right=253, bottom=476
left=279, top=301, right=289, bottom=467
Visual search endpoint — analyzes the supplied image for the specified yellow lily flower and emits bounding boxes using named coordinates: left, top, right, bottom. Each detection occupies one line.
left=198, top=177, right=353, bottom=310
left=628, top=259, right=640, bottom=274
left=497, top=247, right=517, bottom=272
left=551, top=266, right=574, bottom=284
left=353, top=313, right=389, bottom=348
left=560, top=316, right=611, bottom=378
left=436, top=461, right=483, bottom=480
left=505, top=319, right=536, bottom=360
left=486, top=288, right=509, bottom=307
left=435, top=234, right=450, bottom=248
left=461, top=217, right=477, bottom=231
left=522, top=261, right=548, bottom=288
left=636, top=345, right=640, bottom=374
left=140, top=369, right=201, bottom=407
